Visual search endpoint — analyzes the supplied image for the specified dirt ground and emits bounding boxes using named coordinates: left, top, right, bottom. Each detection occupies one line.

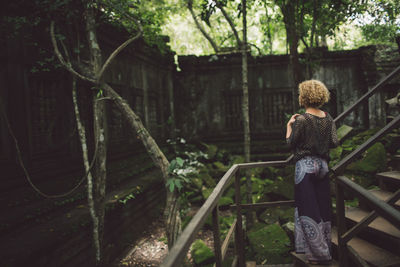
left=113, top=217, right=215, bottom=267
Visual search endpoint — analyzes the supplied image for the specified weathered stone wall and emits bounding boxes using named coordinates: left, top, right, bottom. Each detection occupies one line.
left=175, top=46, right=399, bottom=141
left=0, top=26, right=174, bottom=266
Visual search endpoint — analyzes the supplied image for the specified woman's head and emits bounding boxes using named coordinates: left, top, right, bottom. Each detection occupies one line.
left=298, top=80, right=330, bottom=108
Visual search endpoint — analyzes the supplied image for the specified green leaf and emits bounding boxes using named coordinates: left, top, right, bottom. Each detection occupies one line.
left=176, top=157, right=184, bottom=167
left=169, top=180, right=175, bottom=192
left=175, top=180, right=182, bottom=190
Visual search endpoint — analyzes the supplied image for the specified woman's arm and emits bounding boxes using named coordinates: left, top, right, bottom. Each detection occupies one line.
left=286, top=114, right=300, bottom=139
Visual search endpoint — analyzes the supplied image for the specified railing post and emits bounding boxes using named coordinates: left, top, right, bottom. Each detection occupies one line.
left=336, top=179, right=348, bottom=267
left=212, top=206, right=222, bottom=267
left=234, top=171, right=245, bottom=267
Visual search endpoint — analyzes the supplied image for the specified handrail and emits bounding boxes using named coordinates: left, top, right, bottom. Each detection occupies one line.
left=160, top=159, right=290, bottom=267
left=334, top=65, right=400, bottom=124
left=332, top=64, right=400, bottom=266
left=332, top=114, right=400, bottom=175
left=337, top=176, right=400, bottom=227
left=161, top=64, right=400, bottom=267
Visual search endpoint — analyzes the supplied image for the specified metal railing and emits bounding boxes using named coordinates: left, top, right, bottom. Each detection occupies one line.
left=160, top=65, right=400, bottom=267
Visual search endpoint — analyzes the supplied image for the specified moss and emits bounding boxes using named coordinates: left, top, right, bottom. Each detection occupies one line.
left=337, top=124, right=353, bottom=141
left=218, top=196, right=233, bottom=207
left=191, top=239, right=215, bottom=266
left=223, top=187, right=235, bottom=199
left=247, top=224, right=292, bottom=264
left=205, top=144, right=218, bottom=159
left=191, top=177, right=203, bottom=189
left=273, top=176, right=294, bottom=200
left=231, top=155, right=245, bottom=164
left=213, top=161, right=229, bottom=172
left=199, top=171, right=216, bottom=187
left=202, top=187, right=214, bottom=199
left=330, top=146, right=343, bottom=162
left=347, top=142, right=387, bottom=173
left=259, top=207, right=294, bottom=225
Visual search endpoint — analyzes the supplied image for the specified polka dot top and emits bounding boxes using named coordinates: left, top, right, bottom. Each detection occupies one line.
left=286, top=112, right=339, bottom=162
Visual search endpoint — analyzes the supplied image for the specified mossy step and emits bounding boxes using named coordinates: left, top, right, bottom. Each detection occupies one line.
left=290, top=252, right=338, bottom=267
left=376, top=171, right=400, bottom=191
left=331, top=227, right=400, bottom=267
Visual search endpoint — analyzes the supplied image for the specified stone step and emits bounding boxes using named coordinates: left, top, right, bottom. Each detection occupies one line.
left=290, top=252, right=338, bottom=267
left=359, top=189, right=400, bottom=211
left=370, top=189, right=400, bottom=209
left=345, top=207, right=400, bottom=254
left=332, top=227, right=400, bottom=267
left=377, top=171, right=400, bottom=191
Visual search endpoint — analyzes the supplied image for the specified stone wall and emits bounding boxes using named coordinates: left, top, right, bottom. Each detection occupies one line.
left=175, top=46, right=399, bottom=141
left=0, top=25, right=174, bottom=266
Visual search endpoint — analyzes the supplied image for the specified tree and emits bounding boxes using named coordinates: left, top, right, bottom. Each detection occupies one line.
left=49, top=0, right=184, bottom=260
left=357, top=0, right=400, bottom=45
left=3, top=0, right=181, bottom=264
left=187, top=0, right=254, bottom=225
left=269, top=0, right=368, bottom=108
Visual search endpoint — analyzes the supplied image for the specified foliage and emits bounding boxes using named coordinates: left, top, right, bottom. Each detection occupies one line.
left=191, top=239, right=215, bottom=265
left=356, top=0, right=400, bottom=45
left=247, top=223, right=291, bottom=264
left=166, top=137, right=208, bottom=192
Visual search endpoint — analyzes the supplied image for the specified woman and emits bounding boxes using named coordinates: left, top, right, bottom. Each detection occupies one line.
left=286, top=80, right=339, bottom=265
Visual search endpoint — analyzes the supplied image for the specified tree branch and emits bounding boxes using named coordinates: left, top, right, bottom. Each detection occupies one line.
left=97, top=16, right=143, bottom=80
left=50, top=21, right=96, bottom=83
left=218, top=5, right=242, bottom=46
left=187, top=0, right=219, bottom=53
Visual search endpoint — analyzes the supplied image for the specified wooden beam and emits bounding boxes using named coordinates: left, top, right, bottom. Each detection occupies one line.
left=332, top=115, right=400, bottom=175
left=160, top=164, right=239, bottom=267
left=230, top=200, right=295, bottom=210
left=212, top=207, right=222, bottom=267
left=221, top=219, right=236, bottom=261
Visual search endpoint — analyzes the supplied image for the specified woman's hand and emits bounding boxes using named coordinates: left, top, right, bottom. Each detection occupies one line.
left=287, top=114, right=300, bottom=126
left=286, top=114, right=300, bottom=139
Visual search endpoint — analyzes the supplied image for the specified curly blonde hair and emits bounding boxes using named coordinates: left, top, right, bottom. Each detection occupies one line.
left=298, top=80, right=330, bottom=108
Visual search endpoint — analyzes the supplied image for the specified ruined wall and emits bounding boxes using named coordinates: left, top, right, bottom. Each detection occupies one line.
left=0, top=26, right=174, bottom=266
left=175, top=46, right=396, bottom=141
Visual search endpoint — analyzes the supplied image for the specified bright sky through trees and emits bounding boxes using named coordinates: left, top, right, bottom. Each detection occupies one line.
left=161, top=0, right=399, bottom=56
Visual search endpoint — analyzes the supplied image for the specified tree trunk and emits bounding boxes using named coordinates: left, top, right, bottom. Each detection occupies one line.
left=280, top=0, right=303, bottom=112
left=93, top=97, right=107, bottom=259
left=241, top=0, right=254, bottom=227
left=52, top=2, right=182, bottom=250
left=101, top=83, right=181, bottom=247
left=72, top=77, right=101, bottom=264
left=85, top=3, right=107, bottom=265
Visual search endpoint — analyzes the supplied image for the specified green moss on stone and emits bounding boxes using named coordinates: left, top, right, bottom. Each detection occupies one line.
left=199, top=171, right=216, bottom=187
left=218, top=196, right=234, bottom=207
left=259, top=207, right=294, bottom=225
left=347, top=142, right=387, bottom=173
left=337, top=124, right=353, bottom=141
left=191, top=239, right=215, bottom=266
left=247, top=224, right=292, bottom=264
left=206, top=144, right=218, bottom=159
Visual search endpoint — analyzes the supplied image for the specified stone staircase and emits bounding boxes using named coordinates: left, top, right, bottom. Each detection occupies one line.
left=291, top=168, right=400, bottom=267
